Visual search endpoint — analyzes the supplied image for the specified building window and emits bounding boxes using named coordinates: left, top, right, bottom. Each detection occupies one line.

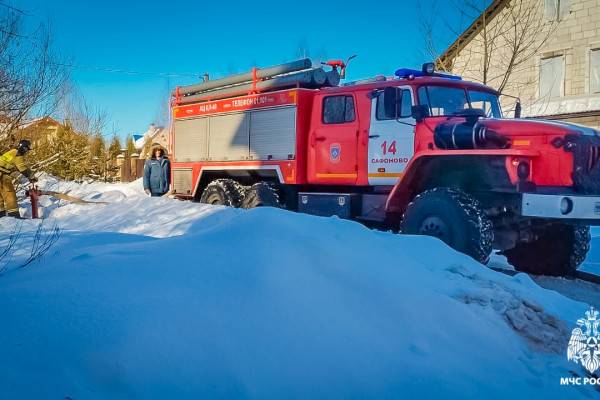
left=544, top=0, right=570, bottom=21
left=591, top=48, right=600, bottom=94
left=539, top=55, right=564, bottom=99
left=376, top=89, right=413, bottom=120
left=322, top=95, right=355, bottom=124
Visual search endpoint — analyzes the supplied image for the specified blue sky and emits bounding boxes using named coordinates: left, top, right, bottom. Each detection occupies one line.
left=20, top=0, right=465, bottom=139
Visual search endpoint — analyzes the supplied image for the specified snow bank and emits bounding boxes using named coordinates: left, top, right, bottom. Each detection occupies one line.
left=5, top=176, right=223, bottom=238
left=0, top=179, right=596, bottom=399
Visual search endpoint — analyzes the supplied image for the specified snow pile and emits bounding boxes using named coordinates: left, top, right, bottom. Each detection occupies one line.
left=10, top=175, right=221, bottom=238
left=0, top=178, right=596, bottom=399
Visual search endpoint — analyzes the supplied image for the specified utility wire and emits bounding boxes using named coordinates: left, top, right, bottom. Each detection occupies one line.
left=54, top=62, right=200, bottom=78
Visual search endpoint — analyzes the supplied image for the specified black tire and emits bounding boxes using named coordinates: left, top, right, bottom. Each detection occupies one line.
left=502, top=224, right=590, bottom=276
left=242, top=182, right=282, bottom=209
left=199, top=179, right=245, bottom=207
left=400, top=187, right=493, bottom=264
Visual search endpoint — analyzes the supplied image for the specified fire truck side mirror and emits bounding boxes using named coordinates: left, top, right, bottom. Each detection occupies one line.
left=383, top=87, right=399, bottom=119
left=411, top=104, right=430, bottom=123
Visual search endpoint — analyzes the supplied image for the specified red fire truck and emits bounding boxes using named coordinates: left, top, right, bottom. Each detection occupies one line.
left=169, top=59, right=600, bottom=277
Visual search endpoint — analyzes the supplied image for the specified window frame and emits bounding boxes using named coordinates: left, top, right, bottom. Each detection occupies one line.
left=418, top=85, right=469, bottom=116
left=544, top=0, right=570, bottom=21
left=467, top=89, right=503, bottom=118
left=375, top=88, right=413, bottom=121
left=322, top=95, right=356, bottom=125
left=417, top=85, right=502, bottom=118
left=539, top=54, right=565, bottom=99
left=591, top=48, right=600, bottom=94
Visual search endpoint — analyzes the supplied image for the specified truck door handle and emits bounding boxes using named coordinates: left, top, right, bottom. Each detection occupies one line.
left=315, top=136, right=326, bottom=142
left=369, top=134, right=380, bottom=139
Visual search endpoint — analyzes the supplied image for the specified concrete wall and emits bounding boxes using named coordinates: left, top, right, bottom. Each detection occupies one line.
left=449, top=0, right=600, bottom=126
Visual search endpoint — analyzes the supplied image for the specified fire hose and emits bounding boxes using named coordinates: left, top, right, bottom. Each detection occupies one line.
left=25, top=185, right=108, bottom=219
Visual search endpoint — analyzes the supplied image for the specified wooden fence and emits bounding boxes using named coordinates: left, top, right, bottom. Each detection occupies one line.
left=116, top=151, right=145, bottom=183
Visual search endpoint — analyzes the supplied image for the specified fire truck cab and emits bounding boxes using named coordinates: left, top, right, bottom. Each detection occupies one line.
left=170, top=60, right=600, bottom=277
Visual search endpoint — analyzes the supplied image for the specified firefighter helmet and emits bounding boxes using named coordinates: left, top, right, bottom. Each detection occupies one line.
left=16, top=139, right=32, bottom=154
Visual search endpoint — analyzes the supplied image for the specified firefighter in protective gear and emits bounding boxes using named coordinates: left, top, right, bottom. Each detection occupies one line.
left=0, top=140, right=36, bottom=218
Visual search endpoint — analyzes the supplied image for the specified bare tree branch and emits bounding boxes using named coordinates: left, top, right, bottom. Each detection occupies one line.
left=420, top=0, right=558, bottom=97
left=0, top=222, right=22, bottom=273
left=19, top=220, right=60, bottom=269
left=0, top=9, right=68, bottom=145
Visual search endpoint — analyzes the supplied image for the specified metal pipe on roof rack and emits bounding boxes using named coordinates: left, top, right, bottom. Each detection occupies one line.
left=178, top=58, right=313, bottom=96
left=177, top=68, right=328, bottom=105
left=325, top=70, right=341, bottom=87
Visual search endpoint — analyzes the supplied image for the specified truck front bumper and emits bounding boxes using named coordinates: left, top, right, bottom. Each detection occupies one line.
left=521, top=193, right=600, bottom=224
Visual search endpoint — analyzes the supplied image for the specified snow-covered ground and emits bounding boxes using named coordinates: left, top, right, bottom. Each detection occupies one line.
left=0, top=177, right=598, bottom=399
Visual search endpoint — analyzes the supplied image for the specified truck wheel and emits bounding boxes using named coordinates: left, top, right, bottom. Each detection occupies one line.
left=502, top=224, right=590, bottom=276
left=242, top=182, right=282, bottom=209
left=400, top=187, right=493, bottom=264
left=199, top=179, right=245, bottom=207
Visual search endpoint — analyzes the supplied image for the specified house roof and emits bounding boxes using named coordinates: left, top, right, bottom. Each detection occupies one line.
left=134, top=124, right=166, bottom=150
left=19, top=116, right=61, bottom=129
left=437, top=0, right=510, bottom=69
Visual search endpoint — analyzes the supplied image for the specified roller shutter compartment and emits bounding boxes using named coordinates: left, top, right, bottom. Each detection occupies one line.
left=173, top=117, right=208, bottom=162
left=249, top=106, right=297, bottom=160
left=208, top=112, right=250, bottom=161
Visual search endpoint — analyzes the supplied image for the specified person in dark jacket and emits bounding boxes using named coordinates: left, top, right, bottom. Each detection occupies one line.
left=143, top=145, right=171, bottom=196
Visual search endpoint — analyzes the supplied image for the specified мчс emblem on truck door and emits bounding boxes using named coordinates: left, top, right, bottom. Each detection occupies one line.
left=330, top=143, right=341, bottom=163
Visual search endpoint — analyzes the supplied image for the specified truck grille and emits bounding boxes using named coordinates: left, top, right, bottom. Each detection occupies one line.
left=567, top=134, right=600, bottom=194
left=588, top=145, right=600, bottom=172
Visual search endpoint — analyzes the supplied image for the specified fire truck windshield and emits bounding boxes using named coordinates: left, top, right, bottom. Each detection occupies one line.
left=417, top=86, right=502, bottom=118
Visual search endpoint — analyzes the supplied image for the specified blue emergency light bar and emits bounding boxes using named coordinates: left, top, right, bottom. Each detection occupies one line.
left=395, top=63, right=462, bottom=80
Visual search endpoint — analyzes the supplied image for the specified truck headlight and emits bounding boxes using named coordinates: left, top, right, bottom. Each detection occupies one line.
left=560, top=197, right=573, bottom=215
